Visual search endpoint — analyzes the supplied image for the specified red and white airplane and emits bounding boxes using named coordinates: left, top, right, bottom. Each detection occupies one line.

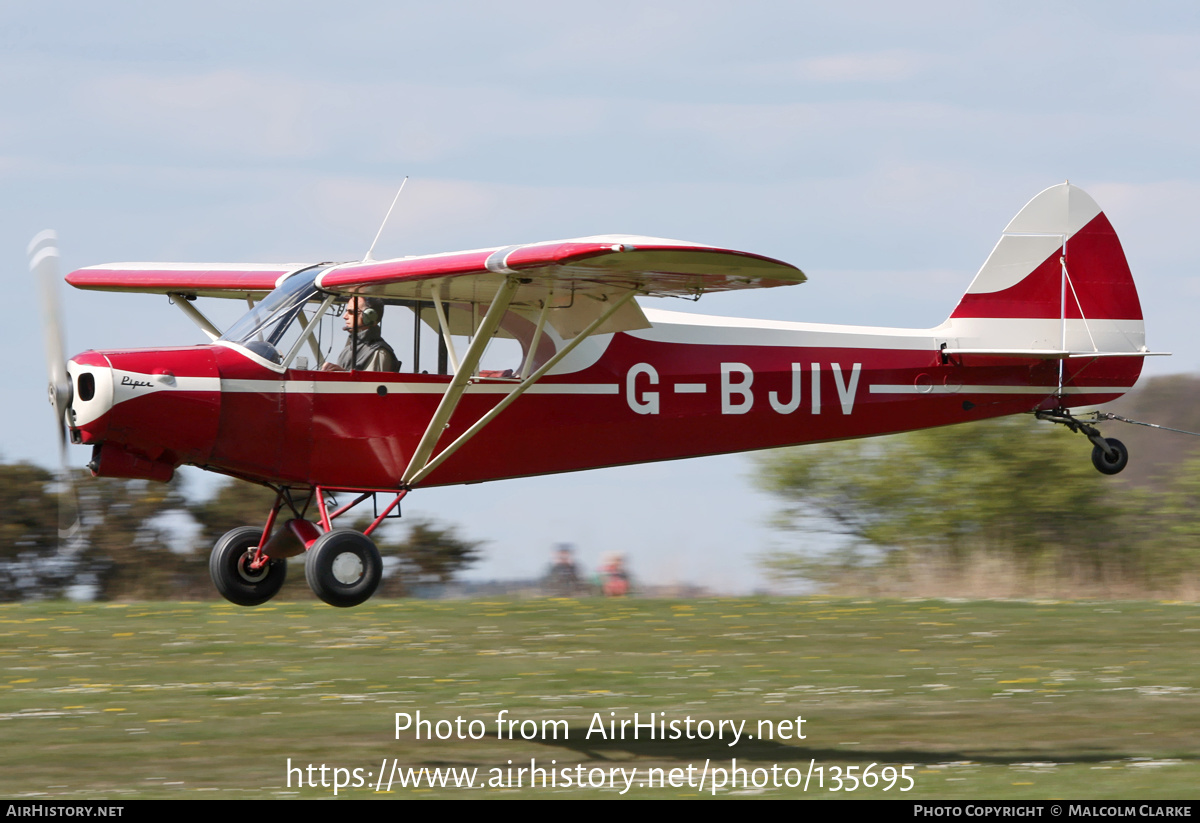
left=33, top=182, right=1160, bottom=607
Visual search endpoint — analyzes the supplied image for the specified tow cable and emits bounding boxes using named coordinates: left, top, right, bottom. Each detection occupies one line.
left=1083, top=411, right=1200, bottom=439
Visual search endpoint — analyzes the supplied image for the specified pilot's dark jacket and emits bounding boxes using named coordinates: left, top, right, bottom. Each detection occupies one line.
left=337, top=325, right=399, bottom=372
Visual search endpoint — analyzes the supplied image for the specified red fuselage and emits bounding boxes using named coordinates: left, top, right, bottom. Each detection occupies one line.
left=67, top=309, right=1142, bottom=491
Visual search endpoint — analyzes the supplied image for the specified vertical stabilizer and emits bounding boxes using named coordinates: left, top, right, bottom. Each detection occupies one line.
left=943, top=183, right=1150, bottom=403
left=949, top=183, right=1143, bottom=324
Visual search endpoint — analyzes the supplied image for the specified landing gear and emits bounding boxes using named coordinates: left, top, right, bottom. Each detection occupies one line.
left=1036, top=409, right=1130, bottom=475
left=1091, top=437, right=1129, bottom=475
left=213, top=484, right=396, bottom=607
left=209, top=526, right=287, bottom=606
left=304, top=528, right=383, bottom=608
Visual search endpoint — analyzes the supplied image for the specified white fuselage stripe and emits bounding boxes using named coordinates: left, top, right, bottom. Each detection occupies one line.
left=109, top=369, right=1131, bottom=399
left=632, top=311, right=1145, bottom=354
left=869, top=384, right=1130, bottom=395
left=111, top=375, right=622, bottom=397
left=224, top=380, right=621, bottom=396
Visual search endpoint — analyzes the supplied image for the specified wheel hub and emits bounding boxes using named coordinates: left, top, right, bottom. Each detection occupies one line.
left=330, top=551, right=364, bottom=585
left=236, top=551, right=269, bottom=583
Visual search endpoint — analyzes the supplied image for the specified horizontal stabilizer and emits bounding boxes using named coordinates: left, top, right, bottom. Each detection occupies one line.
left=942, top=348, right=1170, bottom=359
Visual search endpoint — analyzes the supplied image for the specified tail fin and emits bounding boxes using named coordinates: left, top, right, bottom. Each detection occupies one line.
left=945, top=183, right=1149, bottom=355
left=950, top=183, right=1142, bottom=324
left=942, top=183, right=1159, bottom=404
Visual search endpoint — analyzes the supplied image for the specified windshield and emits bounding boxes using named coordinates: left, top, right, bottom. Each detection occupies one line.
left=220, top=266, right=333, bottom=363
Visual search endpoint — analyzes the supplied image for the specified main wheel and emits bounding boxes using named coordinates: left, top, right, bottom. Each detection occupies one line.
left=1091, top=437, right=1129, bottom=475
left=304, top=529, right=382, bottom=608
left=209, top=526, right=287, bottom=606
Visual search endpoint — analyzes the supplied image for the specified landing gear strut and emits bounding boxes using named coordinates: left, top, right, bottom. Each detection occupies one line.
left=1035, top=408, right=1129, bottom=475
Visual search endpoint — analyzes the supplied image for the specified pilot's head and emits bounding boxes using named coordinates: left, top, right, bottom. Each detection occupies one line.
left=342, top=296, right=385, bottom=331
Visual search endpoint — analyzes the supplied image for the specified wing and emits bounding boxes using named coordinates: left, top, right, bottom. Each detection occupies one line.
left=65, top=237, right=806, bottom=337
left=316, top=235, right=805, bottom=338
left=65, top=262, right=309, bottom=299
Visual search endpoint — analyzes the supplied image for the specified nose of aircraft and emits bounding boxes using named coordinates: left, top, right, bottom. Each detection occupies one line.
left=66, top=346, right=221, bottom=482
left=66, top=351, right=115, bottom=443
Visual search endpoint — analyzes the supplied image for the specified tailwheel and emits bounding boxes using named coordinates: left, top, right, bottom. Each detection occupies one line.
left=1035, top=409, right=1130, bottom=476
left=305, top=529, right=382, bottom=608
left=210, top=526, right=287, bottom=606
left=1091, top=437, right=1129, bottom=475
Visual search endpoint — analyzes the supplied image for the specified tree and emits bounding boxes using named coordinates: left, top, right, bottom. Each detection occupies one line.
left=0, top=462, right=71, bottom=600
left=80, top=474, right=207, bottom=600
left=0, top=463, right=204, bottom=601
left=1133, top=453, right=1200, bottom=586
left=189, top=479, right=282, bottom=550
left=755, top=417, right=1134, bottom=585
left=376, top=516, right=483, bottom=596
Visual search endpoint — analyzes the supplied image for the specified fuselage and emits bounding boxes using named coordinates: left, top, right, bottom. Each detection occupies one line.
left=66, top=306, right=1142, bottom=490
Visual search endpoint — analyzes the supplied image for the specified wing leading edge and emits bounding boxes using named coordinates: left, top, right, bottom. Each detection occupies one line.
left=65, top=262, right=307, bottom=300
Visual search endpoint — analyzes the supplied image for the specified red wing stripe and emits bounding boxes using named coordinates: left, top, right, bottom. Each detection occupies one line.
left=317, top=240, right=803, bottom=291
left=67, top=265, right=298, bottom=294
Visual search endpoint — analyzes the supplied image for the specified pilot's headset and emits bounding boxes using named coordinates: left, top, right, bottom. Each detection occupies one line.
left=357, top=299, right=382, bottom=327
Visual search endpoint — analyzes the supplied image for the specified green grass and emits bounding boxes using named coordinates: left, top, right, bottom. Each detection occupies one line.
left=0, top=597, right=1197, bottom=799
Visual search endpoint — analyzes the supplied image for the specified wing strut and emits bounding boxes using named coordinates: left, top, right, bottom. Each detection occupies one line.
left=519, top=287, right=552, bottom=380
left=430, top=280, right=461, bottom=373
left=168, top=292, right=223, bottom=341
left=403, top=288, right=638, bottom=487
left=401, top=277, right=521, bottom=484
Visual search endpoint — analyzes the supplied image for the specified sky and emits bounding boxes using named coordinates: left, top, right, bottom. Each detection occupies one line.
left=4, top=2, right=1200, bottom=592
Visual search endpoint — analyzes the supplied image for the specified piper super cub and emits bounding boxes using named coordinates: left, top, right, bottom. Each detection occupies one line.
left=33, top=182, right=1161, bottom=607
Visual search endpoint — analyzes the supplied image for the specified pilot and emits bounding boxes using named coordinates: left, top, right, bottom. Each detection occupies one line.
left=322, top=296, right=399, bottom=372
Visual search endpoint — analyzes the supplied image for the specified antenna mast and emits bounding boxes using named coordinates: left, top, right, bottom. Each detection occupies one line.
left=363, top=176, right=409, bottom=262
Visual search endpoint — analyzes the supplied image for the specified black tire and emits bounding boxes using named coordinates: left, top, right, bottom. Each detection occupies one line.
left=209, top=526, right=287, bottom=606
left=304, top=529, right=382, bottom=608
left=1091, top=437, right=1129, bottom=475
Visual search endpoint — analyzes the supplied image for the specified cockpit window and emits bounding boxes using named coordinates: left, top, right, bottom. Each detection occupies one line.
left=217, top=269, right=563, bottom=375
left=220, top=267, right=332, bottom=364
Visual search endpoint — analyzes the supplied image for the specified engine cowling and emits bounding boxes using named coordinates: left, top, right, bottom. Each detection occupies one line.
left=67, top=346, right=221, bottom=482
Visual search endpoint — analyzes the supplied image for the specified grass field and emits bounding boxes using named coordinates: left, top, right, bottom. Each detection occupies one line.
left=0, top=597, right=1197, bottom=799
